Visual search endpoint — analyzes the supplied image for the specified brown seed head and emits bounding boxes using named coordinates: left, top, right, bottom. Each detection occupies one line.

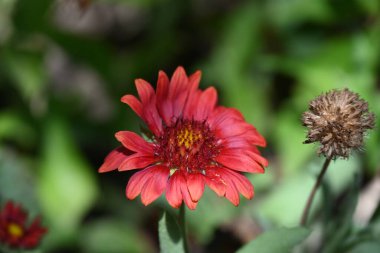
left=302, top=88, right=375, bottom=159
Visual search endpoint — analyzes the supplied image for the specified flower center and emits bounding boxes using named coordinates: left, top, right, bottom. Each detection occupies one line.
left=155, top=119, right=219, bottom=173
left=7, top=223, right=24, bottom=238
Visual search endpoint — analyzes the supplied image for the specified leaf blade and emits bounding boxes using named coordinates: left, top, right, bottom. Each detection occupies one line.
left=236, top=227, right=310, bottom=253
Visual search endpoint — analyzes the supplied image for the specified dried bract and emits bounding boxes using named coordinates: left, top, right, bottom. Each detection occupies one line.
left=303, top=88, right=375, bottom=159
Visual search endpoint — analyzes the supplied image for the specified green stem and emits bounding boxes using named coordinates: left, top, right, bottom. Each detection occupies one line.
left=300, top=157, right=332, bottom=226
left=179, top=204, right=189, bottom=253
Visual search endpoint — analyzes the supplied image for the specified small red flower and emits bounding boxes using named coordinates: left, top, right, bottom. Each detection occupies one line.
left=0, top=201, right=47, bottom=249
left=99, top=67, right=268, bottom=209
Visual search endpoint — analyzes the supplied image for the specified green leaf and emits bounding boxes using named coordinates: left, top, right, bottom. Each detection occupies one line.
left=185, top=188, right=238, bottom=243
left=158, top=211, right=186, bottom=253
left=0, top=148, right=38, bottom=211
left=321, top=176, right=360, bottom=253
left=349, top=241, right=380, bottom=253
left=0, top=111, right=35, bottom=147
left=2, top=49, right=47, bottom=102
left=37, top=115, right=98, bottom=243
left=81, top=219, right=155, bottom=253
left=236, top=227, right=310, bottom=253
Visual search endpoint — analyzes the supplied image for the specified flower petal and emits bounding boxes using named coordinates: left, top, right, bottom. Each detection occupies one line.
left=194, top=87, right=217, bottom=121
left=217, top=170, right=240, bottom=206
left=135, top=79, right=162, bottom=135
left=168, top=66, right=189, bottom=121
left=115, top=131, right=153, bottom=154
left=126, top=167, right=155, bottom=200
left=181, top=180, right=198, bottom=210
left=224, top=181, right=240, bottom=206
left=156, top=70, right=171, bottom=125
left=140, top=166, right=169, bottom=206
left=98, top=147, right=131, bottom=173
left=204, top=169, right=227, bottom=197
left=121, top=94, right=143, bottom=118
left=119, top=153, right=157, bottom=171
left=186, top=173, right=205, bottom=202
left=216, top=154, right=265, bottom=173
left=165, top=171, right=183, bottom=208
left=222, top=169, right=254, bottom=200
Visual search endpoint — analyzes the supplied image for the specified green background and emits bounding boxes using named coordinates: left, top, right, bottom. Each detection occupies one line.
left=1, top=0, right=380, bottom=252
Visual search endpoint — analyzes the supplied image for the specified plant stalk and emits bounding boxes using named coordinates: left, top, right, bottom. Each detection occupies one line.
left=300, top=157, right=332, bottom=226
left=179, top=204, right=189, bottom=253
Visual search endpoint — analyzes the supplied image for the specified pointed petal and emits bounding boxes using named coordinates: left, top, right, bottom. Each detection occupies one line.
left=135, top=79, right=162, bottom=135
left=225, top=181, right=240, bottom=206
left=186, top=173, right=205, bottom=202
left=217, top=169, right=240, bottom=206
left=169, top=67, right=189, bottom=120
left=204, top=169, right=227, bottom=197
left=194, top=87, right=217, bottom=121
left=188, top=70, right=201, bottom=91
left=121, top=95, right=143, bottom=118
left=216, top=154, right=265, bottom=173
left=140, top=166, right=170, bottom=205
left=222, top=169, right=254, bottom=200
left=166, top=171, right=183, bottom=208
left=115, top=131, right=153, bottom=154
left=181, top=180, right=198, bottom=210
left=119, top=153, right=157, bottom=171
left=220, top=148, right=269, bottom=168
left=126, top=167, right=155, bottom=199
left=98, top=147, right=131, bottom=173
left=135, top=79, right=155, bottom=105
left=156, top=70, right=172, bottom=125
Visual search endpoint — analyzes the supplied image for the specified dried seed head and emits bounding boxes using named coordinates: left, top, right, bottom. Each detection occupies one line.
left=302, top=88, right=375, bottom=159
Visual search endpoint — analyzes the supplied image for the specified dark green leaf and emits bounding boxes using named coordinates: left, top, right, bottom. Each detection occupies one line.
left=158, top=211, right=186, bottom=253
left=236, top=227, right=310, bottom=253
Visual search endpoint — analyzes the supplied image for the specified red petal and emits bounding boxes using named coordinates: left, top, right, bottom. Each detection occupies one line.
left=169, top=66, right=189, bottom=120
left=222, top=169, right=254, bottom=200
left=121, top=95, right=143, bottom=118
left=156, top=70, right=171, bottom=125
left=186, top=173, right=205, bottom=202
left=126, top=167, right=155, bottom=199
left=135, top=79, right=155, bottom=105
left=217, top=170, right=240, bottom=206
left=165, top=171, right=183, bottom=208
left=188, top=70, right=201, bottom=91
left=98, top=147, right=130, bottom=173
left=204, top=169, right=227, bottom=197
left=220, top=148, right=268, bottom=168
left=246, top=149, right=269, bottom=167
left=194, top=87, right=217, bottom=121
left=209, top=107, right=244, bottom=129
left=183, top=89, right=201, bottom=120
left=225, top=182, right=240, bottom=206
left=181, top=180, right=198, bottom=210
left=119, top=153, right=157, bottom=171
left=140, top=166, right=169, bottom=205
left=115, top=131, right=153, bottom=154
left=216, top=154, right=265, bottom=173
left=135, top=79, right=162, bottom=135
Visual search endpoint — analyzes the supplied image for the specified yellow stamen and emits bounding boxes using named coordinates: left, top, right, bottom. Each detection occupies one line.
left=177, top=127, right=202, bottom=149
left=8, top=223, right=24, bottom=238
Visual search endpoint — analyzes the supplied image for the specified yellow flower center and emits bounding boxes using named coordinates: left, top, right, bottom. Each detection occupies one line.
left=7, top=223, right=24, bottom=238
left=177, top=127, right=202, bottom=150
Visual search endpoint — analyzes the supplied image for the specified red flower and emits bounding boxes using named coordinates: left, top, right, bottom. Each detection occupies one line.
left=99, top=67, right=267, bottom=209
left=0, top=201, right=47, bottom=249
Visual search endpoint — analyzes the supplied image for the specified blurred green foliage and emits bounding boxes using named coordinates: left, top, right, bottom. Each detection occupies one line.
left=0, top=0, right=379, bottom=252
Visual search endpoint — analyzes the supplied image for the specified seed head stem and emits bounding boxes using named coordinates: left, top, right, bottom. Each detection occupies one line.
left=300, top=157, right=332, bottom=226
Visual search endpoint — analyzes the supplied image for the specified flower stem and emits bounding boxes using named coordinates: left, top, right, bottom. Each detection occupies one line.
left=300, top=157, right=332, bottom=226
left=179, top=204, right=189, bottom=253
